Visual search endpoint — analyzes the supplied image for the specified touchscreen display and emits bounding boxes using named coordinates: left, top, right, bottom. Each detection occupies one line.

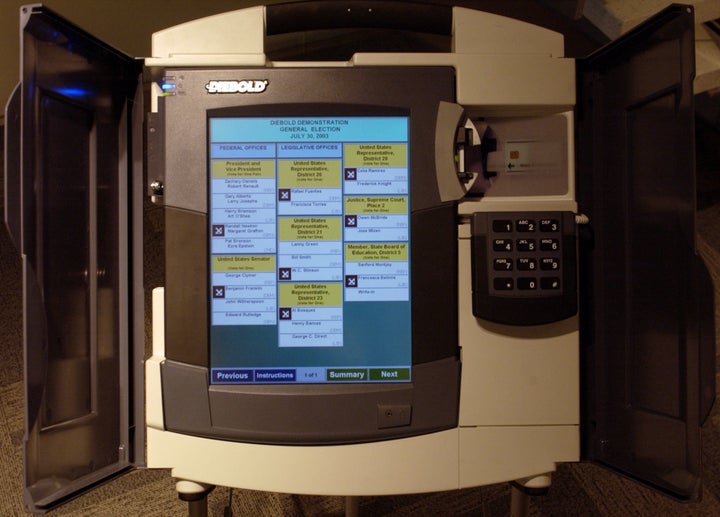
left=208, top=115, right=412, bottom=384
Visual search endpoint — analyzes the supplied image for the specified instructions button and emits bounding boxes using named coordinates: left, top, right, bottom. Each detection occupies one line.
left=369, top=368, right=410, bottom=381
left=254, top=369, right=296, bottom=383
left=327, top=368, right=368, bottom=382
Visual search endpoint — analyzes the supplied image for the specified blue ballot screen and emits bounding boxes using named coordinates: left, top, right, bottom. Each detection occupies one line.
left=208, top=116, right=413, bottom=384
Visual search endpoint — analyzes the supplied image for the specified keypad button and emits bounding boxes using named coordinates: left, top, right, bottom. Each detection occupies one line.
left=517, top=278, right=537, bottom=290
left=541, top=277, right=561, bottom=290
left=540, top=257, right=560, bottom=270
left=517, top=258, right=537, bottom=271
left=516, top=238, right=536, bottom=252
left=492, top=219, right=513, bottom=233
left=493, top=239, right=513, bottom=252
left=494, top=278, right=514, bottom=290
left=540, top=219, right=560, bottom=232
left=540, top=238, right=560, bottom=251
left=516, top=219, right=536, bottom=232
left=493, top=258, right=513, bottom=271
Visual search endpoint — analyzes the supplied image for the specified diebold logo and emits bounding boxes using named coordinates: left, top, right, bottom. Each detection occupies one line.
left=205, top=80, right=269, bottom=94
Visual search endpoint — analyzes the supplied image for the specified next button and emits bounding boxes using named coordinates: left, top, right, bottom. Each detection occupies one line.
left=369, top=368, right=411, bottom=381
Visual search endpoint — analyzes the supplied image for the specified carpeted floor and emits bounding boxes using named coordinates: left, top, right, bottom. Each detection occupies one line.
left=1, top=144, right=720, bottom=515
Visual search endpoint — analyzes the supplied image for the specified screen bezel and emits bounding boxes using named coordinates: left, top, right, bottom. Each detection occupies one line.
left=160, top=66, right=460, bottom=444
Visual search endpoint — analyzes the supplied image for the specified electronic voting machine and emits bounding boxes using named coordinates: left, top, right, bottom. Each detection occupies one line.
left=3, top=1, right=715, bottom=514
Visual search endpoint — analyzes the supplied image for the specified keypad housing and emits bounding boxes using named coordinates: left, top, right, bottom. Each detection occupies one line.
left=470, top=211, right=578, bottom=325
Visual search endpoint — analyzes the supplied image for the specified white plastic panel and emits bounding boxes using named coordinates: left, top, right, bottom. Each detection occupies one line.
left=452, top=7, right=565, bottom=57
left=147, top=6, right=266, bottom=66
left=457, top=225, right=580, bottom=426
left=147, top=427, right=460, bottom=496
left=458, top=426, right=579, bottom=488
left=352, top=53, right=576, bottom=117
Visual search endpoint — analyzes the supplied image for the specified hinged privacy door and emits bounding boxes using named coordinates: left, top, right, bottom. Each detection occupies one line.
left=6, top=5, right=144, bottom=512
left=577, top=4, right=715, bottom=500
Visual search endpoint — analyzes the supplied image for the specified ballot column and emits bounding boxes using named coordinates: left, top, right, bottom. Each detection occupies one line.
left=276, top=144, right=345, bottom=353
left=210, top=145, right=278, bottom=336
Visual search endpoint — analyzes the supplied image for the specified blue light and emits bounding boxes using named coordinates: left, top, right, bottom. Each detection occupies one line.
left=55, top=87, right=89, bottom=98
left=161, top=83, right=176, bottom=91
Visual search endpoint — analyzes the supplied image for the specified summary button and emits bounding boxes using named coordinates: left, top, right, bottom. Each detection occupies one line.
left=327, top=368, right=368, bottom=381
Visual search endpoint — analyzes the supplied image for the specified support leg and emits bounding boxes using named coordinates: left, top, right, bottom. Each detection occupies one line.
left=176, top=480, right=215, bottom=517
left=510, top=485, right=530, bottom=517
left=186, top=498, right=208, bottom=517
left=509, top=473, right=552, bottom=517
left=345, top=496, right=360, bottom=517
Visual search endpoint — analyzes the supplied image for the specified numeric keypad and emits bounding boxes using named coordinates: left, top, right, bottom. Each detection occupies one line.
left=485, top=213, right=564, bottom=296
